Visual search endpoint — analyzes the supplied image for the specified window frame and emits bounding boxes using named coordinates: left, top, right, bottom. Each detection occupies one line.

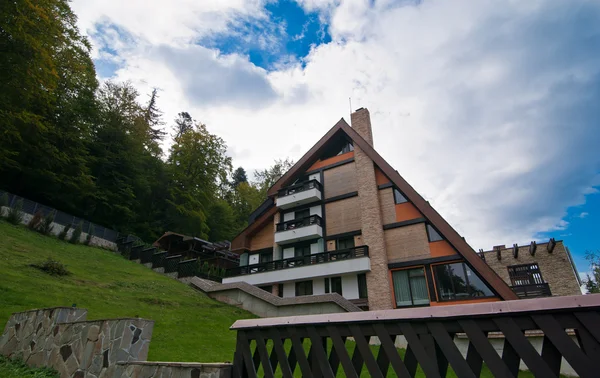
left=336, top=236, right=355, bottom=250
left=295, top=208, right=310, bottom=220
left=357, top=273, right=368, bottom=299
left=389, top=266, right=431, bottom=308
left=507, top=263, right=545, bottom=286
left=432, top=261, right=496, bottom=302
left=295, top=280, right=313, bottom=296
left=426, top=224, right=444, bottom=242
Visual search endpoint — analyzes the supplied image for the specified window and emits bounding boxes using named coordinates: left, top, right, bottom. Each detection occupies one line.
left=338, top=142, right=354, bottom=155
left=295, top=209, right=310, bottom=220
left=427, top=224, right=443, bottom=242
left=294, top=244, right=311, bottom=257
left=336, top=236, right=355, bottom=250
left=259, top=251, right=272, bottom=263
left=258, top=285, right=272, bottom=293
left=434, top=262, right=494, bottom=301
left=325, top=277, right=342, bottom=295
left=358, top=273, right=368, bottom=299
left=278, top=284, right=284, bottom=298
left=392, top=268, right=430, bottom=307
left=295, top=280, right=313, bottom=296
left=393, top=188, right=408, bottom=204
left=507, top=263, right=544, bottom=286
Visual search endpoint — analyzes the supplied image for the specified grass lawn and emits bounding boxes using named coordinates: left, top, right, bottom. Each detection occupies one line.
left=0, top=355, right=59, bottom=377
left=0, top=220, right=256, bottom=362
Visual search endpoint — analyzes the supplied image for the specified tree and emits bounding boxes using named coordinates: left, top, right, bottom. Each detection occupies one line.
left=231, top=167, right=248, bottom=188
left=254, top=158, right=294, bottom=196
left=173, top=112, right=194, bottom=139
left=165, top=117, right=232, bottom=238
left=143, top=88, right=166, bottom=151
left=584, top=250, right=600, bottom=294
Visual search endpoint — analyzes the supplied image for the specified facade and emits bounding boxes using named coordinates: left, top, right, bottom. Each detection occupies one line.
left=224, top=108, right=578, bottom=311
left=479, top=239, right=581, bottom=298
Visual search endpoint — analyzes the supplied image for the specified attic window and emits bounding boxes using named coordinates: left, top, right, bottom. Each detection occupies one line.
left=427, top=224, right=443, bottom=242
left=321, top=135, right=354, bottom=159
left=393, top=188, right=407, bottom=204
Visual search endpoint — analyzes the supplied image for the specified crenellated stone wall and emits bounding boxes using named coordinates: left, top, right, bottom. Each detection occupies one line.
left=0, top=307, right=231, bottom=378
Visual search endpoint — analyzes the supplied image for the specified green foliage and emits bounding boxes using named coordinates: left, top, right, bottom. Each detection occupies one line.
left=28, top=211, right=43, bottom=230
left=202, top=261, right=210, bottom=274
left=6, top=200, right=24, bottom=225
left=30, top=258, right=71, bottom=276
left=584, top=250, right=600, bottom=294
left=39, top=212, right=55, bottom=235
left=69, top=222, right=83, bottom=244
left=58, top=224, right=71, bottom=241
left=0, top=355, right=59, bottom=378
left=84, top=224, right=94, bottom=245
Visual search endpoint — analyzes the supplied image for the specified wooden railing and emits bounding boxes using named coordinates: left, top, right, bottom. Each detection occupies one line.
left=230, top=295, right=600, bottom=377
left=276, top=215, right=323, bottom=232
left=511, top=283, right=552, bottom=298
left=225, top=246, right=369, bottom=277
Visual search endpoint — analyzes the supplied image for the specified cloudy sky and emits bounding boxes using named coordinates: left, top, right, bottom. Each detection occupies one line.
left=71, top=0, right=600, bottom=276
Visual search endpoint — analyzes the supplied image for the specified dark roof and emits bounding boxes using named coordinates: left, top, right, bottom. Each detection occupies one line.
left=233, top=117, right=518, bottom=300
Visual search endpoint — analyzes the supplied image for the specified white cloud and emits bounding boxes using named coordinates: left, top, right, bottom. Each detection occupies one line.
left=73, top=0, right=600, bottom=252
left=578, top=212, right=589, bottom=219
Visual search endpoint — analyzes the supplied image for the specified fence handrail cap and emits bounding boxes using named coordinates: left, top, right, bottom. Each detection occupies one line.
left=230, top=294, right=600, bottom=330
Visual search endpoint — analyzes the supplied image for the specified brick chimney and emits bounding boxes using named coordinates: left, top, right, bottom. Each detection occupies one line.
left=351, top=108, right=374, bottom=146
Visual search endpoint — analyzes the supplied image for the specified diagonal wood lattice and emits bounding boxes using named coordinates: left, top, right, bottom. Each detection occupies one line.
left=230, top=295, right=600, bottom=377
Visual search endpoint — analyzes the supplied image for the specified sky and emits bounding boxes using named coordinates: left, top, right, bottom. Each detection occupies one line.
left=71, top=0, right=600, bottom=281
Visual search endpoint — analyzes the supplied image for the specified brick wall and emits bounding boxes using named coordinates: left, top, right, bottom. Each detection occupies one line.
left=249, top=219, right=274, bottom=250
left=325, top=197, right=361, bottom=235
left=378, top=188, right=396, bottom=225
left=323, top=162, right=357, bottom=198
left=481, top=241, right=581, bottom=297
left=352, top=108, right=393, bottom=310
left=384, top=223, right=431, bottom=263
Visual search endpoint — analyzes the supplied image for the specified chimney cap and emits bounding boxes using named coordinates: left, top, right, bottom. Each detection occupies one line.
left=354, top=107, right=365, bottom=112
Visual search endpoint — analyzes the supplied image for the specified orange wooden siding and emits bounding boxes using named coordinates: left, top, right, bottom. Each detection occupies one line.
left=308, top=151, right=354, bottom=171
left=375, top=167, right=390, bottom=185
left=429, top=240, right=457, bottom=258
left=395, top=202, right=422, bottom=222
left=429, top=297, right=500, bottom=306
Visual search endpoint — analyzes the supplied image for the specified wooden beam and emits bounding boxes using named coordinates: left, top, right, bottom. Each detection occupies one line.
left=548, top=238, right=556, bottom=253
left=513, top=244, right=519, bottom=258
left=529, top=241, right=537, bottom=256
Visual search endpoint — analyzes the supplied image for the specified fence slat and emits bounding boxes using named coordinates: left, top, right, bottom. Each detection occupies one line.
left=459, top=319, right=514, bottom=378
left=307, top=327, right=334, bottom=378
left=327, top=326, right=357, bottom=378
left=251, top=331, right=274, bottom=378
left=268, top=329, right=293, bottom=378
left=289, top=328, right=313, bottom=378
left=541, top=335, right=562, bottom=376
left=399, top=323, right=441, bottom=378
left=238, top=331, right=258, bottom=378
left=349, top=325, right=383, bottom=378
left=373, top=324, right=411, bottom=378
left=428, top=322, right=476, bottom=378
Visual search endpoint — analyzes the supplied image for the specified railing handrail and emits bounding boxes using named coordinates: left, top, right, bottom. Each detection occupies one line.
left=275, top=214, right=323, bottom=231
left=225, top=246, right=368, bottom=277
left=277, top=179, right=323, bottom=197
left=231, top=294, right=600, bottom=329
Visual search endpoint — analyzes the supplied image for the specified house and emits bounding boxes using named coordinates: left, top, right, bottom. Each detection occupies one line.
left=223, top=108, right=578, bottom=311
left=153, top=232, right=239, bottom=270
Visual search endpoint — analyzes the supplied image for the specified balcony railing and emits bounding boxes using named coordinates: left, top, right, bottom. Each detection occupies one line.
left=511, top=282, right=552, bottom=298
left=226, top=246, right=368, bottom=277
left=276, top=214, right=323, bottom=232
left=278, top=179, right=323, bottom=198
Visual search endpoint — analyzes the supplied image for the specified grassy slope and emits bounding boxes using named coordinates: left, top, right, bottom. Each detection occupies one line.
left=0, top=356, right=58, bottom=378
left=0, top=220, right=255, bottom=362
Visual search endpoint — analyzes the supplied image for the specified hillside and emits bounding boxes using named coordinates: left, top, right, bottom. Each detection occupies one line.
left=0, top=220, right=255, bottom=363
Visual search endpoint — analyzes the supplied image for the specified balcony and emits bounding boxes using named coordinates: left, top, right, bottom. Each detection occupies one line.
left=274, top=215, right=323, bottom=245
left=223, top=246, right=370, bottom=285
left=276, top=179, right=323, bottom=210
left=511, top=283, right=552, bottom=298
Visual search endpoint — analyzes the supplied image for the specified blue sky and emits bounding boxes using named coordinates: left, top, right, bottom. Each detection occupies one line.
left=72, top=0, right=600, bottom=281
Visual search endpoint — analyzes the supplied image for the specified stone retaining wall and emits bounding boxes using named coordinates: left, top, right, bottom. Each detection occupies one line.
left=0, top=307, right=232, bottom=378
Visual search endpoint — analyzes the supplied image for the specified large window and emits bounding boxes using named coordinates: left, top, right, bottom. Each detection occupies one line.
left=324, top=277, right=343, bottom=295
left=259, top=251, right=272, bottom=263
left=507, top=263, right=544, bottom=286
left=336, top=236, right=355, bottom=250
left=358, top=273, right=368, bottom=299
left=294, top=244, right=311, bottom=257
left=295, top=280, right=313, bottom=296
left=295, top=209, right=310, bottom=220
left=434, top=262, right=494, bottom=301
left=392, top=268, right=430, bottom=307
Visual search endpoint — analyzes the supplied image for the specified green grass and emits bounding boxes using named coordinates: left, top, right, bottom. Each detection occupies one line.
left=0, top=356, right=58, bottom=377
left=0, top=220, right=256, bottom=362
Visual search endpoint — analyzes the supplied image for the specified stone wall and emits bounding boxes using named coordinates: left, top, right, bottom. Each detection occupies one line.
left=0, top=207, right=117, bottom=251
left=0, top=307, right=232, bottom=378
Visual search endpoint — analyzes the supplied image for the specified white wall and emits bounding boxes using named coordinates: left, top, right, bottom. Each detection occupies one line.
left=309, top=173, right=320, bottom=182
left=342, top=274, right=360, bottom=299
left=309, top=205, right=322, bottom=217
left=282, top=205, right=322, bottom=222
left=283, top=212, right=294, bottom=222
left=283, top=247, right=294, bottom=259
left=282, top=282, right=295, bottom=298
left=313, top=278, right=325, bottom=295
left=249, top=254, right=260, bottom=265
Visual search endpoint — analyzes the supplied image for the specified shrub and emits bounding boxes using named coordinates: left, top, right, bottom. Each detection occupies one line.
left=69, top=222, right=83, bottom=244
left=27, top=210, right=43, bottom=230
left=6, top=199, right=24, bottom=225
left=84, top=224, right=94, bottom=245
left=58, top=224, right=71, bottom=240
left=30, top=258, right=71, bottom=276
left=39, top=211, right=55, bottom=235
left=202, top=261, right=210, bottom=274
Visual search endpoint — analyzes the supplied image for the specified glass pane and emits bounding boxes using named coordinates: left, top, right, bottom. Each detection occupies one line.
left=465, top=266, right=494, bottom=297
left=394, top=189, right=407, bottom=204
left=331, top=277, right=342, bottom=296
left=392, top=270, right=412, bottom=307
left=337, top=237, right=355, bottom=250
left=358, top=274, right=368, bottom=299
left=435, top=263, right=469, bottom=300
left=325, top=278, right=330, bottom=293
left=427, top=224, right=443, bottom=242
left=409, top=273, right=430, bottom=305
left=295, top=209, right=310, bottom=219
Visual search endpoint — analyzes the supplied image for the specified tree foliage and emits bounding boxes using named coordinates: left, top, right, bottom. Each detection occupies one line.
left=0, top=0, right=297, bottom=243
left=584, top=250, right=600, bottom=294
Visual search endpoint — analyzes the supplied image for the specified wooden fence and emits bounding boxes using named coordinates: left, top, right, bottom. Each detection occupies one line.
left=230, top=295, right=600, bottom=377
